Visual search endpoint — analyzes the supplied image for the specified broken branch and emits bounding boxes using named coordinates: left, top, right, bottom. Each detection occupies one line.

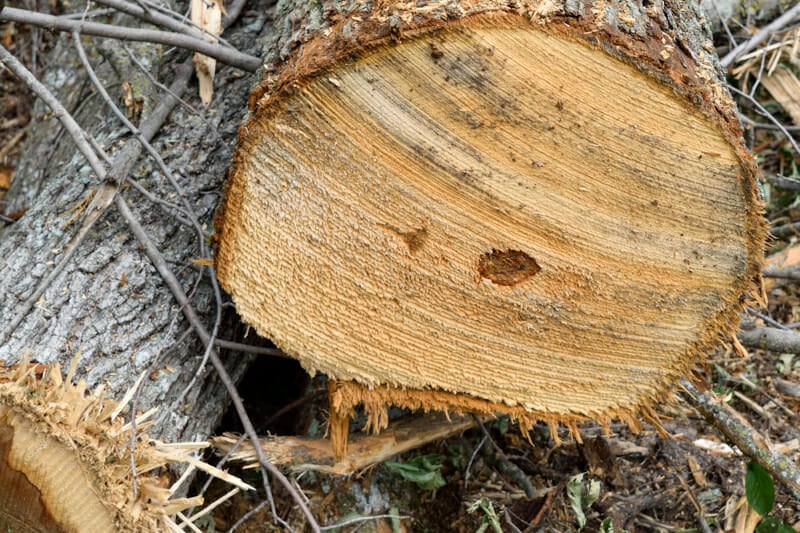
left=0, top=7, right=261, bottom=71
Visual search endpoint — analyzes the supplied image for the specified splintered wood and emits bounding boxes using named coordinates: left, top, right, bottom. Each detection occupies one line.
left=216, top=6, right=765, bottom=442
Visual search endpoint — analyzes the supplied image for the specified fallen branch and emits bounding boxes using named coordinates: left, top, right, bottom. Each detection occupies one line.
left=0, top=7, right=261, bottom=71
left=762, top=267, right=800, bottom=280
left=680, top=380, right=800, bottom=496
left=213, top=413, right=479, bottom=475
left=737, top=326, right=800, bottom=353
left=92, top=0, right=236, bottom=49
left=719, top=3, right=800, bottom=67
left=770, top=223, right=800, bottom=239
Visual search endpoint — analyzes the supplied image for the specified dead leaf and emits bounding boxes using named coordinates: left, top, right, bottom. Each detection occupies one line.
left=693, top=438, right=740, bottom=456
left=733, top=495, right=762, bottom=533
left=191, top=0, right=223, bottom=105
left=121, top=81, right=143, bottom=124
left=0, top=166, right=12, bottom=190
left=686, top=454, right=708, bottom=488
left=761, top=67, right=800, bottom=126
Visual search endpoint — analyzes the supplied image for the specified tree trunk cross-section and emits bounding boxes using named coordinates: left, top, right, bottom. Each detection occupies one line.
left=216, top=0, right=766, bottom=443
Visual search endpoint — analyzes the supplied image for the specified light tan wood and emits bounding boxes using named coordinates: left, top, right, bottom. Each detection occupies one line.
left=0, top=363, right=252, bottom=532
left=217, top=1, right=766, bottom=449
left=0, top=407, right=116, bottom=533
left=213, top=413, right=479, bottom=475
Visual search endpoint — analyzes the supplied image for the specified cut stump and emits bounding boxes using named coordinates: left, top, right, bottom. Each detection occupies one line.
left=216, top=0, right=766, bottom=457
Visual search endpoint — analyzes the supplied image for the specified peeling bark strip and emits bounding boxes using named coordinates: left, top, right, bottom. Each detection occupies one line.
left=216, top=0, right=766, bottom=452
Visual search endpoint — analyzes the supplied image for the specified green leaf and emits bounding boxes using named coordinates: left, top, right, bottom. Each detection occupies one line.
left=745, top=461, right=775, bottom=516
left=384, top=454, right=446, bottom=490
left=757, top=517, right=796, bottom=533
left=600, top=517, right=614, bottom=533
left=567, top=473, right=588, bottom=529
left=467, top=498, right=502, bottom=533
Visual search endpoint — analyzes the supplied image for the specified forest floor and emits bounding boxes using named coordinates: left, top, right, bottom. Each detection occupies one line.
left=2, top=3, right=800, bottom=533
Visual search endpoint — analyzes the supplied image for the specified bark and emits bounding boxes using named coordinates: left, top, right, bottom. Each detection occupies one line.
left=0, top=3, right=272, bottom=444
left=216, top=0, right=766, bottom=458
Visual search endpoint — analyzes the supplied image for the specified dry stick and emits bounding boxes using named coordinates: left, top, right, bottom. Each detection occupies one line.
left=0, top=7, right=261, bottom=71
left=720, top=3, right=800, bottom=67
left=121, top=45, right=231, bottom=153
left=770, top=223, right=800, bottom=239
left=680, top=380, right=800, bottom=496
left=92, top=0, right=237, bottom=49
left=114, top=195, right=320, bottom=533
left=0, top=45, right=110, bottom=345
left=72, top=36, right=276, bottom=523
left=215, top=338, right=289, bottom=358
left=763, top=267, right=800, bottom=279
left=737, top=325, right=800, bottom=353
left=728, top=85, right=800, bottom=157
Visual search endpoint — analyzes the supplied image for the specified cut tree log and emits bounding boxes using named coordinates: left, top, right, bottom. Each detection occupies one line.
left=215, top=0, right=766, bottom=457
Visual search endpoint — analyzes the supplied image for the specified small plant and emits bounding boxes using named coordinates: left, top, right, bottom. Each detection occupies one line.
left=745, top=461, right=794, bottom=533
left=566, top=472, right=601, bottom=530
left=384, top=454, right=446, bottom=490
left=467, top=498, right=502, bottom=533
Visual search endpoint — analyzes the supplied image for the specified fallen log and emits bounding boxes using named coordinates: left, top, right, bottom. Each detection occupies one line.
left=216, top=0, right=767, bottom=457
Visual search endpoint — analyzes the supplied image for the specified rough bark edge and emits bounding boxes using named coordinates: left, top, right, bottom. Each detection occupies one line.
left=215, top=1, right=767, bottom=450
left=0, top=360, right=250, bottom=532
left=326, top=379, right=668, bottom=459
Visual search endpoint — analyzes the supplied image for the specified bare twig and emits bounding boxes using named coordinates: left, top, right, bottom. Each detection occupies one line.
left=762, top=267, right=800, bottom=279
left=214, top=339, right=288, bottom=358
left=92, top=0, right=236, bottom=49
left=770, top=223, right=800, bottom=239
left=680, top=380, right=800, bottom=496
left=720, top=3, right=800, bottom=67
left=3, top=36, right=315, bottom=531
left=737, top=325, right=800, bottom=353
left=765, top=173, right=800, bottom=191
left=0, top=7, right=261, bottom=71
left=728, top=84, right=800, bottom=157
left=122, top=43, right=230, bottom=152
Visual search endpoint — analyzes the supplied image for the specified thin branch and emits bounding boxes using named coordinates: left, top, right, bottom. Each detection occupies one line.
left=680, top=380, right=800, bottom=496
left=729, top=84, right=800, bottom=157
left=737, top=325, right=800, bottom=353
left=765, top=173, right=800, bottom=191
left=770, top=222, right=800, bottom=239
left=720, top=3, right=800, bottom=67
left=0, top=45, right=111, bottom=344
left=0, top=7, right=261, bottom=71
left=92, top=0, right=236, bottom=49
left=122, top=43, right=230, bottom=153
left=0, top=44, right=105, bottom=176
left=214, top=338, right=289, bottom=358
left=762, top=267, right=800, bottom=280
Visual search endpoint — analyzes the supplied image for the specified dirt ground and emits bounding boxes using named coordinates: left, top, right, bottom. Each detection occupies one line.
left=2, top=3, right=800, bottom=532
